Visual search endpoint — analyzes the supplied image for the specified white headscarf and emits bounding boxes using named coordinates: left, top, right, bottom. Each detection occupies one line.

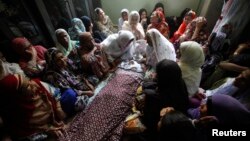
left=179, top=41, right=205, bottom=96
left=55, top=28, right=77, bottom=57
left=0, top=52, right=24, bottom=80
left=101, top=30, right=135, bottom=62
left=118, top=9, right=129, bottom=30
left=122, top=11, right=145, bottom=40
left=146, top=28, right=176, bottom=67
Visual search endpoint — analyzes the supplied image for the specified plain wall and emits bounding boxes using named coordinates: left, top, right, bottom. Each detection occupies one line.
left=101, top=0, right=204, bottom=25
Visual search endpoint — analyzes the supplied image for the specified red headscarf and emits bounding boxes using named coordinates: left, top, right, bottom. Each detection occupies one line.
left=11, top=37, right=30, bottom=55
left=171, top=10, right=196, bottom=43
left=152, top=10, right=166, bottom=27
left=0, top=74, right=20, bottom=95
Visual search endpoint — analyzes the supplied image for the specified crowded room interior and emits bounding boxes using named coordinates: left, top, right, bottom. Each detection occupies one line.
left=0, top=0, right=250, bottom=140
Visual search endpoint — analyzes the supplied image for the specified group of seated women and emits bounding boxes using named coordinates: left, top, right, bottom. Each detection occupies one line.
left=0, top=2, right=250, bottom=141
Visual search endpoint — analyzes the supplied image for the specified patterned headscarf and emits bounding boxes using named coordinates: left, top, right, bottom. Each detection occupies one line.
left=146, top=28, right=176, bottom=68
left=44, top=47, right=61, bottom=70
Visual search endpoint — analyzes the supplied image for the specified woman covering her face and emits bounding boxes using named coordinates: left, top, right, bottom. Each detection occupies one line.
left=101, top=30, right=136, bottom=65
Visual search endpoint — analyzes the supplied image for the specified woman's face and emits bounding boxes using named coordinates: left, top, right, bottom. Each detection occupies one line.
left=156, top=7, right=164, bottom=13
left=21, top=77, right=40, bottom=95
left=57, top=31, right=69, bottom=47
left=55, top=52, right=67, bottom=69
left=21, top=41, right=33, bottom=60
left=199, top=104, right=208, bottom=117
left=98, top=9, right=105, bottom=20
left=130, top=15, right=138, bottom=25
left=141, top=11, right=147, bottom=19
left=150, top=11, right=159, bottom=24
left=122, top=12, right=128, bottom=21
left=184, top=15, right=193, bottom=24
left=233, top=70, right=250, bottom=89
left=84, top=34, right=95, bottom=51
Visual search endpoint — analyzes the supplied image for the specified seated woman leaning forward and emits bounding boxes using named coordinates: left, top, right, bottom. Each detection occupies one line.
left=101, top=30, right=136, bottom=69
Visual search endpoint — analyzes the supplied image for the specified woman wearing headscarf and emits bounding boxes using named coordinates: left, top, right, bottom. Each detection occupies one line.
left=80, top=16, right=106, bottom=42
left=55, top=28, right=82, bottom=70
left=55, top=28, right=78, bottom=57
left=118, top=9, right=129, bottom=31
left=11, top=37, right=47, bottom=78
left=79, top=32, right=110, bottom=79
left=147, top=10, right=170, bottom=39
left=171, top=10, right=196, bottom=43
left=144, top=28, right=176, bottom=80
left=142, top=59, right=189, bottom=140
left=188, top=94, right=250, bottom=125
left=122, top=10, right=145, bottom=40
left=43, top=48, right=94, bottom=97
left=68, top=18, right=86, bottom=40
left=0, top=74, right=65, bottom=140
left=101, top=30, right=136, bottom=69
left=178, top=41, right=205, bottom=107
left=178, top=16, right=208, bottom=45
left=178, top=41, right=205, bottom=96
left=94, top=7, right=117, bottom=37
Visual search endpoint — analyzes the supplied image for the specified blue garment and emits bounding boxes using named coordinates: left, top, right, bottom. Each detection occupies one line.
left=60, top=88, right=77, bottom=116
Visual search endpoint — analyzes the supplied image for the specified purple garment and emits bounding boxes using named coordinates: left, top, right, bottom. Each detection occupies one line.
left=59, top=69, right=142, bottom=141
left=208, top=94, right=250, bottom=124
left=188, top=107, right=200, bottom=119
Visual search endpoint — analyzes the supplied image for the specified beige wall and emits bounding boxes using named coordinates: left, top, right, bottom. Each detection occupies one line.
left=101, top=0, right=204, bottom=25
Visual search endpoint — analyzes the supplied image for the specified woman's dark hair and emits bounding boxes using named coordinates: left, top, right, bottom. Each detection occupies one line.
left=139, top=8, right=147, bottom=17
left=159, top=110, right=196, bottom=141
left=180, top=8, right=192, bottom=20
left=153, top=2, right=165, bottom=15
